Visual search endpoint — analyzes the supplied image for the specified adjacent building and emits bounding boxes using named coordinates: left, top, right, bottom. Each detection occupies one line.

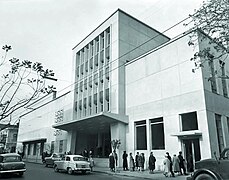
left=17, top=9, right=229, bottom=171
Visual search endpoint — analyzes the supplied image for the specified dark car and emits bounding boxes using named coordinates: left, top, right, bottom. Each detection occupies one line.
left=44, top=153, right=64, bottom=167
left=0, top=153, right=26, bottom=177
left=188, top=147, right=229, bottom=180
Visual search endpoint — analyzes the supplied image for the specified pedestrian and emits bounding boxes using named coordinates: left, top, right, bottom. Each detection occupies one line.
left=135, top=152, right=140, bottom=171
left=113, top=150, right=118, bottom=167
left=89, top=155, right=94, bottom=172
left=139, top=153, right=145, bottom=171
left=109, top=152, right=115, bottom=172
left=163, top=155, right=171, bottom=177
left=148, top=151, right=156, bottom=174
left=166, top=152, right=175, bottom=177
left=122, top=151, right=128, bottom=171
left=172, top=154, right=180, bottom=174
left=178, top=151, right=187, bottom=175
left=41, top=151, right=46, bottom=163
left=129, top=152, right=135, bottom=171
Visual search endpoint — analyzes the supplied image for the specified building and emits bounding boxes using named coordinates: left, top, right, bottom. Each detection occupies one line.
left=17, top=9, right=229, bottom=171
left=16, top=91, right=72, bottom=163
left=0, top=124, right=18, bottom=153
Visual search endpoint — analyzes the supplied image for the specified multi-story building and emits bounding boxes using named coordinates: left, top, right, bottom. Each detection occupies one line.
left=0, top=124, right=18, bottom=153
left=17, top=9, right=229, bottom=171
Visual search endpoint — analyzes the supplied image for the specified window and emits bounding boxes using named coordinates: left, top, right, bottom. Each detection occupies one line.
left=33, top=143, right=37, bottom=155
left=105, top=88, right=109, bottom=111
left=96, top=38, right=99, bottom=53
left=100, top=91, right=103, bottom=112
left=209, top=58, right=217, bottom=93
left=28, top=144, right=31, bottom=155
left=135, top=120, right=147, bottom=150
left=59, top=140, right=63, bottom=153
left=220, top=61, right=228, bottom=97
left=105, top=67, right=109, bottom=80
left=90, top=42, right=94, bottom=57
left=83, top=98, right=87, bottom=116
left=84, top=79, right=87, bottom=90
left=76, top=52, right=80, bottom=67
left=66, top=156, right=70, bottom=161
left=150, top=118, right=165, bottom=150
left=99, top=70, right=103, bottom=83
left=106, top=28, right=110, bottom=46
left=51, top=141, right=54, bottom=154
left=100, top=33, right=104, bottom=49
left=40, top=142, right=44, bottom=155
left=76, top=66, right=80, bottom=77
left=94, top=73, right=98, bottom=85
left=180, top=112, right=198, bottom=131
left=215, top=114, right=224, bottom=153
left=80, top=81, right=83, bottom=92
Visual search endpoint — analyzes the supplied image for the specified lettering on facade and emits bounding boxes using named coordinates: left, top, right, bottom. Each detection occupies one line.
left=54, top=129, right=62, bottom=136
left=55, top=109, right=64, bottom=123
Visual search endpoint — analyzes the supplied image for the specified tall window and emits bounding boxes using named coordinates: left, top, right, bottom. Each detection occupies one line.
left=59, top=140, right=63, bottom=153
left=150, top=118, right=165, bottom=150
left=33, top=143, right=37, bottom=155
left=209, top=58, right=217, bottom=93
left=215, top=114, right=224, bottom=153
left=135, top=120, right=147, bottom=150
left=220, top=61, right=228, bottom=97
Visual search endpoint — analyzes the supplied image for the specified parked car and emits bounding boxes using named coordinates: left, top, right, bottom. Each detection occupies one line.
left=44, top=153, right=65, bottom=167
left=187, top=147, right=229, bottom=180
left=53, top=155, right=90, bottom=174
left=0, top=153, right=26, bottom=177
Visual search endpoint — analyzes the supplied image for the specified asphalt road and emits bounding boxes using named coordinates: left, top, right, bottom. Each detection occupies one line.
left=3, top=162, right=139, bottom=180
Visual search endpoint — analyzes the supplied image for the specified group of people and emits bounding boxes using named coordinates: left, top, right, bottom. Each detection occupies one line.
left=109, top=150, right=188, bottom=177
left=163, top=151, right=187, bottom=177
left=109, top=150, right=156, bottom=173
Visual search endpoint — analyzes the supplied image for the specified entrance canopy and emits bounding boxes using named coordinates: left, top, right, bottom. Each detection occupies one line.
left=171, top=130, right=202, bottom=139
left=53, top=112, right=128, bottom=133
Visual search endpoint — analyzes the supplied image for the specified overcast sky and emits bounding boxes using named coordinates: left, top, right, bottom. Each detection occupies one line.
left=0, top=0, right=202, bottom=94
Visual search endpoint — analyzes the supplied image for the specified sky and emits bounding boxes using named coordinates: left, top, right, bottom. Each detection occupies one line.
left=0, top=0, right=202, bottom=95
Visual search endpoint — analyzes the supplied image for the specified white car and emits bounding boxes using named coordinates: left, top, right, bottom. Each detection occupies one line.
left=53, top=155, right=90, bottom=174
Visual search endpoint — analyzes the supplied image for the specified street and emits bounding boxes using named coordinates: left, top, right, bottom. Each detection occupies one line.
left=3, top=162, right=139, bottom=180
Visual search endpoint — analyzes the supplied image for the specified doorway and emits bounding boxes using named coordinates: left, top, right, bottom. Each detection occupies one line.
left=182, top=138, right=201, bottom=172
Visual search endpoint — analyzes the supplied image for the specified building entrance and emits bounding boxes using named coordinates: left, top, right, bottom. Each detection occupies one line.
left=182, top=138, right=201, bottom=172
left=75, top=131, right=111, bottom=158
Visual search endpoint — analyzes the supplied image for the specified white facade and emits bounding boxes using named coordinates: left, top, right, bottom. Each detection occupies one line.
left=17, top=9, right=229, bottom=171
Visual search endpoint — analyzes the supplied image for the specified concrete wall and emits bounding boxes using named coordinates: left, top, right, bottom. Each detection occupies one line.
left=17, top=92, right=72, bottom=162
left=125, top=33, right=210, bottom=170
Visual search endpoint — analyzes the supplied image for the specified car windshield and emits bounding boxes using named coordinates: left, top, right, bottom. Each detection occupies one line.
left=0, top=156, right=22, bottom=163
left=73, top=157, right=86, bottom=161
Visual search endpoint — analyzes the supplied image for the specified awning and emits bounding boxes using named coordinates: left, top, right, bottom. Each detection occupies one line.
left=19, top=138, right=47, bottom=144
left=171, top=130, right=202, bottom=139
left=53, top=112, right=128, bottom=133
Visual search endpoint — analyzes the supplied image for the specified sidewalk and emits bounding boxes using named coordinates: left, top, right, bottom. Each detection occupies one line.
left=93, top=166, right=190, bottom=180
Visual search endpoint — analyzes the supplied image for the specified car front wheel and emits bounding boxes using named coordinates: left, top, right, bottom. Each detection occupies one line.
left=195, top=173, right=216, bottom=180
left=67, top=167, right=73, bottom=175
left=54, top=165, right=59, bottom=172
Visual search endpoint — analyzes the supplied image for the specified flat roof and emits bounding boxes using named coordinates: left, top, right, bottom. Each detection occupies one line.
left=72, top=8, right=170, bottom=50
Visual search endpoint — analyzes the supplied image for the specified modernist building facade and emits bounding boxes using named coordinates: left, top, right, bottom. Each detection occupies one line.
left=17, top=9, right=229, bottom=170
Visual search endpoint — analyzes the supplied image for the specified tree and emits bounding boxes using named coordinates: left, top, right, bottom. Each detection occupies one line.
left=0, top=45, right=56, bottom=122
left=185, top=0, right=229, bottom=73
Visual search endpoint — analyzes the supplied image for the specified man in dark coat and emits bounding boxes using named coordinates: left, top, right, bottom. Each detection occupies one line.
left=135, top=152, right=140, bottom=171
left=122, top=151, right=128, bottom=171
left=149, top=151, right=156, bottom=173
left=109, top=152, right=115, bottom=172
left=178, top=151, right=187, bottom=175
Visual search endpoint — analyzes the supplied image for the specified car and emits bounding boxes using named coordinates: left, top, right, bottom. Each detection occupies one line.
left=53, top=155, right=91, bottom=175
left=0, top=153, right=26, bottom=177
left=187, top=147, right=229, bottom=180
left=44, top=153, right=65, bottom=167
